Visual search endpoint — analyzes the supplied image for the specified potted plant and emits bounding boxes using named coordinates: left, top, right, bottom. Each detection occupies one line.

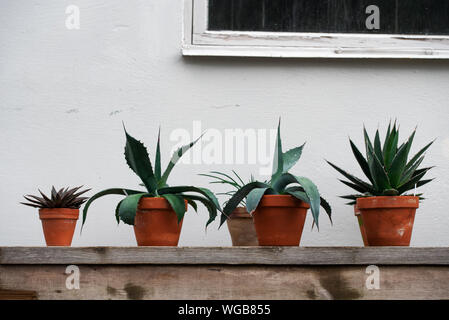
left=82, top=125, right=221, bottom=246
left=200, top=171, right=258, bottom=246
left=219, top=120, right=332, bottom=246
left=21, top=186, right=90, bottom=246
left=327, top=122, right=434, bottom=246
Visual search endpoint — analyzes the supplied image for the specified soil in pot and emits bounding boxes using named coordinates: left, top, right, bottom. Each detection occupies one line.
left=253, top=195, right=309, bottom=246
left=357, top=196, right=419, bottom=246
left=226, top=207, right=258, bottom=246
left=39, top=208, right=79, bottom=246
left=354, top=204, right=369, bottom=246
left=133, top=197, right=186, bottom=246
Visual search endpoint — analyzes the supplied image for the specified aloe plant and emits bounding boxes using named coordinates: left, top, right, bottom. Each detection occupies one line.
left=219, top=120, right=332, bottom=229
left=327, top=122, right=434, bottom=205
left=82, top=125, right=221, bottom=229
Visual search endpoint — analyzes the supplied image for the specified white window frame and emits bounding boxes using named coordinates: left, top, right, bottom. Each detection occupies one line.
left=182, top=0, right=449, bottom=59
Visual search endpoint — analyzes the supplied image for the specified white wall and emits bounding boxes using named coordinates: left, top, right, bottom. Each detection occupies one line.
left=1, top=0, right=449, bottom=247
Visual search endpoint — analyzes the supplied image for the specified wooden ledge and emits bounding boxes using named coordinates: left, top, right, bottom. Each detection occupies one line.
left=1, top=247, right=449, bottom=265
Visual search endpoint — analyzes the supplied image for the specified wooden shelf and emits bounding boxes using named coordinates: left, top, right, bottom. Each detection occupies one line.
left=1, top=247, right=448, bottom=300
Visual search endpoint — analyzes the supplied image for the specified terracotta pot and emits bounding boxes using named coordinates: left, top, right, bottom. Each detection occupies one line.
left=253, top=195, right=309, bottom=246
left=133, top=197, right=186, bottom=246
left=226, top=207, right=258, bottom=246
left=357, top=196, right=419, bottom=246
left=354, top=204, right=369, bottom=246
left=39, top=208, right=79, bottom=246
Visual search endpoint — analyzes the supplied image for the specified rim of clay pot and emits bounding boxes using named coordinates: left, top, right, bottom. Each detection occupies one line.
left=356, top=196, right=419, bottom=209
left=138, top=196, right=188, bottom=210
left=258, top=194, right=310, bottom=208
left=229, top=207, right=251, bottom=219
left=39, top=208, right=79, bottom=220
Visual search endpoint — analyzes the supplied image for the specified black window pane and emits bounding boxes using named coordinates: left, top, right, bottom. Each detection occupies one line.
left=208, top=0, right=449, bottom=35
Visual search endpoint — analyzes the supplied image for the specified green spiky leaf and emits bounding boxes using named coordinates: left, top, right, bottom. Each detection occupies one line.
left=271, top=119, right=284, bottom=182
left=160, top=134, right=203, bottom=187
left=246, top=187, right=270, bottom=214
left=118, top=193, right=148, bottom=225
left=282, top=143, right=305, bottom=173
left=123, top=126, right=157, bottom=194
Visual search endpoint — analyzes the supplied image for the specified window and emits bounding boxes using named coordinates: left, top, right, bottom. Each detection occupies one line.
left=183, top=0, right=449, bottom=59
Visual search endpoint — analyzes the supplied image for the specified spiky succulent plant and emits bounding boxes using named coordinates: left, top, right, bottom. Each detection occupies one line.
left=199, top=170, right=257, bottom=207
left=218, top=120, right=332, bottom=229
left=327, top=122, right=434, bottom=205
left=82, top=125, right=221, bottom=229
left=21, top=186, right=90, bottom=209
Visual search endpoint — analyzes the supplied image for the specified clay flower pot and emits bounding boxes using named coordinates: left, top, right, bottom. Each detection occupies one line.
left=357, top=196, right=419, bottom=246
left=226, top=207, right=258, bottom=246
left=39, top=208, right=79, bottom=246
left=354, top=204, right=369, bottom=246
left=253, top=195, right=309, bottom=246
left=133, top=197, right=186, bottom=246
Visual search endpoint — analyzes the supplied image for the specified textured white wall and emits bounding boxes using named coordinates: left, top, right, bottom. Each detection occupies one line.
left=1, top=0, right=449, bottom=247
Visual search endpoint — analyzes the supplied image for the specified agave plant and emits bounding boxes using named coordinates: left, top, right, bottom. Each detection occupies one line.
left=82, top=125, right=221, bottom=229
left=327, top=122, right=434, bottom=205
left=21, top=186, right=90, bottom=209
left=219, top=120, right=332, bottom=229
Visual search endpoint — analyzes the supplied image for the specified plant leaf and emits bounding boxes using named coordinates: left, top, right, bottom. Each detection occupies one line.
left=183, top=194, right=217, bottom=228
left=319, top=196, right=332, bottom=224
left=246, top=187, right=269, bottom=214
left=405, top=140, right=434, bottom=171
left=158, top=186, right=221, bottom=213
left=154, top=127, right=162, bottom=180
left=271, top=119, right=284, bottom=182
left=366, top=144, right=392, bottom=191
left=338, top=179, right=369, bottom=194
left=285, top=190, right=310, bottom=203
left=161, top=194, right=186, bottom=223
left=123, top=126, right=157, bottom=194
left=327, top=161, right=375, bottom=193
left=349, top=139, right=373, bottom=183
left=185, top=198, right=198, bottom=213
left=232, top=170, right=245, bottom=185
left=115, top=199, right=124, bottom=224
left=221, top=181, right=270, bottom=227
left=81, top=188, right=143, bottom=230
left=400, top=156, right=424, bottom=185
left=383, top=121, right=399, bottom=168
left=374, top=129, right=384, bottom=165
left=282, top=143, right=305, bottom=173
left=118, top=193, right=147, bottom=225
left=397, top=168, right=431, bottom=194
left=160, top=134, right=203, bottom=186
left=294, top=176, right=321, bottom=229
left=389, top=130, right=415, bottom=187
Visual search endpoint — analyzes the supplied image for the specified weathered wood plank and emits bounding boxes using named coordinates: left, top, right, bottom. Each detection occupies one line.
left=0, top=289, right=37, bottom=300
left=1, top=265, right=448, bottom=300
left=1, top=247, right=449, bottom=265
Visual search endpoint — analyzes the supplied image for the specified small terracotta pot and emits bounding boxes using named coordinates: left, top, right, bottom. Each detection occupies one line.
left=133, top=197, right=186, bottom=246
left=354, top=204, right=369, bottom=246
left=253, top=195, right=309, bottom=246
left=357, top=196, right=419, bottom=246
left=39, top=208, right=79, bottom=246
left=226, top=207, right=258, bottom=246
